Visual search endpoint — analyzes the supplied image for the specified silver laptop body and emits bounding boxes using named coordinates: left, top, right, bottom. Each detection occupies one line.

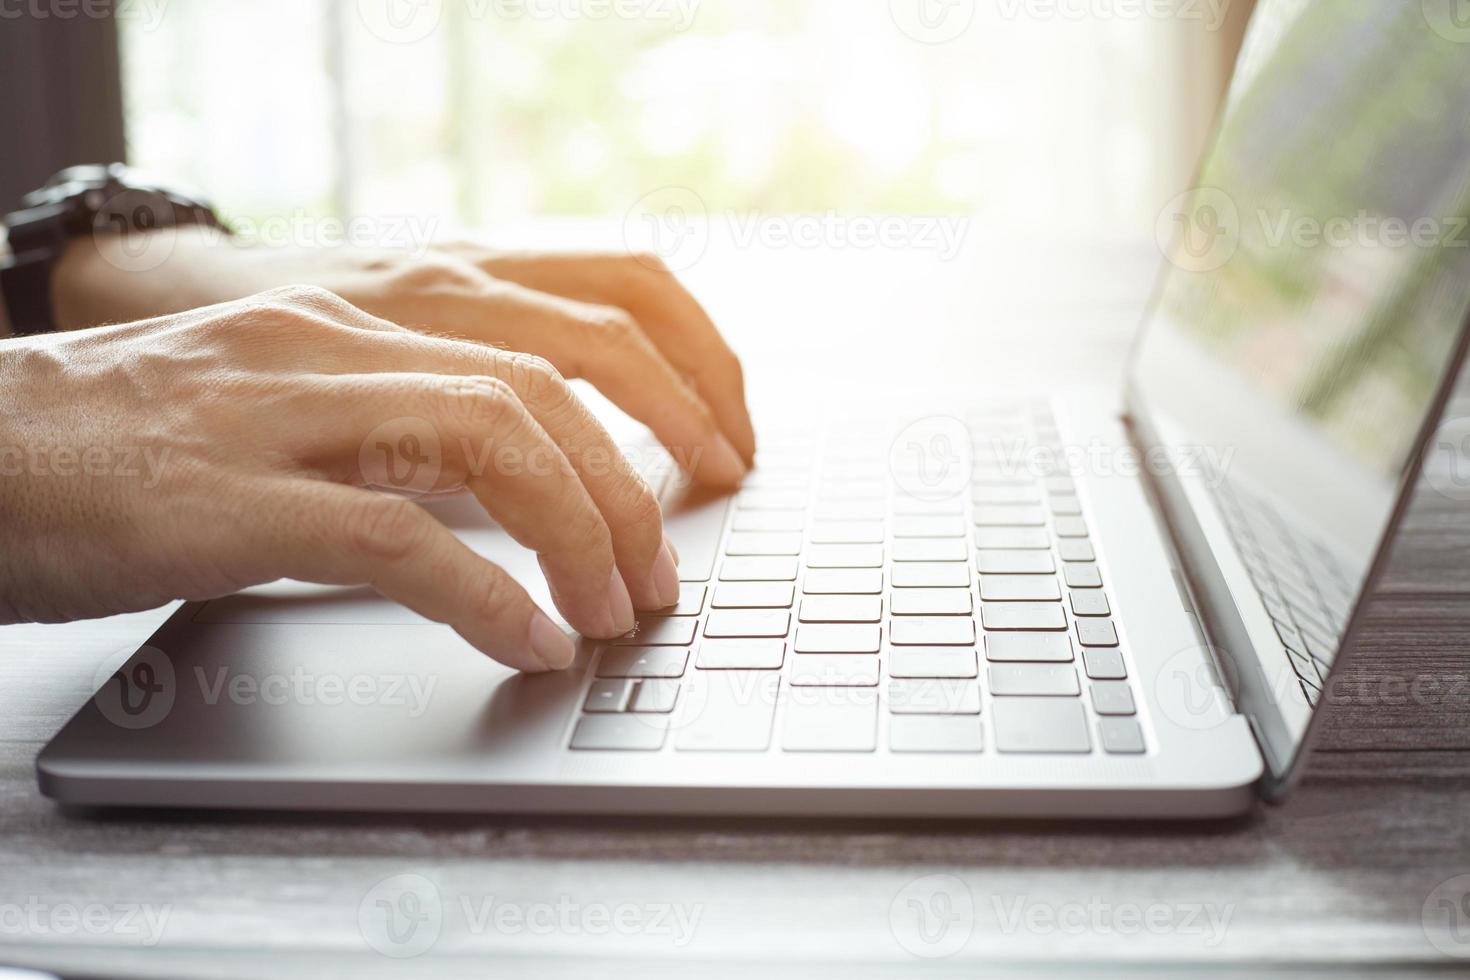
left=37, top=0, right=1470, bottom=818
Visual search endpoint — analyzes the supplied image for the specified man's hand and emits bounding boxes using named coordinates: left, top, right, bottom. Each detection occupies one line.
left=0, top=286, right=684, bottom=672
left=53, top=230, right=756, bottom=486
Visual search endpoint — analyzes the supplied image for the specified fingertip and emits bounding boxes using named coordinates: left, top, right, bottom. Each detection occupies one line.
left=528, top=609, right=576, bottom=671
left=694, top=433, right=748, bottom=489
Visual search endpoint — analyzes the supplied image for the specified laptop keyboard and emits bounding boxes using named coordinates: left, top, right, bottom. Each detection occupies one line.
left=1210, top=479, right=1354, bottom=707
left=569, top=403, right=1146, bottom=756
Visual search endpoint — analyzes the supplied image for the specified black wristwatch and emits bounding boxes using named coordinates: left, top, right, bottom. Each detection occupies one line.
left=0, top=164, right=229, bottom=336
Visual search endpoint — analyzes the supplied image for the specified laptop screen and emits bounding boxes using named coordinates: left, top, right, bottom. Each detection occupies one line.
left=1133, top=0, right=1470, bottom=584
left=1129, top=0, right=1470, bottom=778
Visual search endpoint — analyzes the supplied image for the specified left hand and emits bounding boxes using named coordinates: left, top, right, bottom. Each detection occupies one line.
left=53, top=229, right=756, bottom=487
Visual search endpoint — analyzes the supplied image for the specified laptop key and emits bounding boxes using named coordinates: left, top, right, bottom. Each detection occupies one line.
left=981, top=603, right=1067, bottom=631
left=704, top=610, right=791, bottom=638
left=725, top=532, right=803, bottom=556
left=890, top=588, right=973, bottom=616
left=612, top=617, right=698, bottom=646
left=1053, top=516, right=1089, bottom=538
left=737, top=490, right=808, bottom=510
left=799, top=595, right=883, bottom=623
left=1049, top=495, right=1083, bottom=516
left=984, top=633, right=1074, bottom=663
left=975, top=550, right=1055, bottom=574
left=1064, top=563, right=1104, bottom=588
left=630, top=679, right=681, bottom=713
left=1083, top=648, right=1127, bottom=680
left=889, top=617, right=976, bottom=646
left=1069, top=590, right=1111, bottom=617
left=806, top=543, right=884, bottom=568
left=782, top=690, right=879, bottom=751
left=812, top=500, right=885, bottom=521
left=1090, top=680, right=1136, bottom=715
left=889, top=715, right=984, bottom=753
left=980, top=574, right=1061, bottom=602
left=583, top=679, right=633, bottom=713
left=789, top=653, right=882, bottom=687
left=662, top=585, right=707, bottom=617
left=675, top=672, right=780, bottom=752
left=720, top=557, right=799, bottom=582
left=597, top=647, right=690, bottom=679
left=810, top=520, right=885, bottom=544
left=972, top=485, right=1041, bottom=505
left=732, top=510, right=806, bottom=533
left=974, top=527, right=1050, bottom=550
left=1098, top=716, right=1146, bottom=754
left=1075, top=619, right=1120, bottom=647
left=804, top=569, right=883, bottom=594
left=713, top=582, right=795, bottom=608
left=570, top=714, right=669, bottom=751
left=989, top=663, right=1081, bottom=696
left=892, top=562, right=970, bottom=588
left=1058, top=539, right=1096, bottom=563
left=892, top=515, right=967, bottom=538
left=663, top=491, right=731, bottom=583
left=888, top=648, right=979, bottom=679
left=794, top=624, right=882, bottom=654
left=887, top=679, right=982, bottom=715
left=697, top=639, right=786, bottom=670
left=992, top=699, right=1090, bottom=753
left=891, top=538, right=967, bottom=563
left=974, top=505, right=1046, bottom=527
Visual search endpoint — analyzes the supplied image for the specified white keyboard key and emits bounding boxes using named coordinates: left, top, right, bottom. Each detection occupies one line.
left=612, top=618, right=698, bottom=646
left=663, top=490, right=730, bottom=583
left=1050, top=494, right=1083, bottom=516
left=985, top=633, right=1074, bottom=662
left=889, top=648, right=978, bottom=679
left=972, top=484, right=1041, bottom=504
left=597, top=647, right=690, bottom=679
left=975, top=550, right=1055, bottom=574
left=891, top=539, right=967, bottom=563
left=1076, top=619, right=1120, bottom=648
left=891, top=496, right=966, bottom=516
left=675, top=672, right=780, bottom=752
left=725, top=532, right=803, bottom=556
left=1083, top=648, right=1127, bottom=680
left=1098, top=716, right=1146, bottom=754
left=992, top=699, right=1090, bottom=753
left=720, top=557, right=799, bottom=582
left=803, top=569, right=883, bottom=594
left=810, top=520, right=885, bottom=544
left=630, top=679, right=681, bottom=713
left=583, top=679, right=632, bottom=713
left=892, top=515, right=966, bottom=538
left=663, top=584, right=706, bottom=617
left=696, top=639, right=786, bottom=670
left=738, top=490, right=808, bottom=510
left=1058, top=539, right=1096, bottom=562
left=974, top=505, right=1046, bottom=526
left=733, top=510, right=807, bottom=533
left=1070, top=591, right=1111, bottom=617
left=789, top=654, right=881, bottom=687
left=570, top=714, right=668, bottom=751
left=887, top=679, right=982, bottom=714
left=794, top=624, right=882, bottom=654
left=806, top=543, right=884, bottom=568
left=889, top=617, right=976, bottom=646
left=713, top=582, right=794, bottom=608
left=782, top=690, right=879, bottom=751
left=1054, top=516, right=1089, bottom=538
left=704, top=610, right=791, bottom=639
left=799, top=595, right=883, bottom=623
left=889, top=715, right=984, bottom=753
left=979, top=575, right=1062, bottom=602
left=1064, top=563, right=1104, bottom=588
left=890, top=589, right=973, bottom=616
left=981, top=603, right=1067, bottom=631
left=974, top=527, right=1050, bottom=550
left=1090, top=681, right=1136, bottom=715
left=891, top=563, right=970, bottom=588
left=989, top=663, right=1081, bottom=696
left=812, top=501, right=885, bottom=521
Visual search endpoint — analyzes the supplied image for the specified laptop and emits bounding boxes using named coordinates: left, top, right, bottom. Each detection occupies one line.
left=37, top=0, right=1470, bottom=818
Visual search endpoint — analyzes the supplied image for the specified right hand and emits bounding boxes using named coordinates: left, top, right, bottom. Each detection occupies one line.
left=0, top=286, right=681, bottom=672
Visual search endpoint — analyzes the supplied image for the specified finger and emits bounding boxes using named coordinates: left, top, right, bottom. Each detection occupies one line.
left=233, top=476, right=576, bottom=672
left=300, top=330, right=680, bottom=611
left=293, top=372, right=636, bottom=639
left=463, top=250, right=757, bottom=463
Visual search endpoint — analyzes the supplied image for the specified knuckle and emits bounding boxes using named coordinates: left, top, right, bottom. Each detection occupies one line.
left=628, top=251, right=669, bottom=275
left=618, top=478, right=665, bottom=539
left=339, top=497, right=427, bottom=563
left=584, top=307, right=643, bottom=349
left=385, top=253, right=485, bottom=298
left=435, top=375, right=520, bottom=430
left=466, top=567, right=513, bottom=615
left=503, top=352, right=575, bottom=416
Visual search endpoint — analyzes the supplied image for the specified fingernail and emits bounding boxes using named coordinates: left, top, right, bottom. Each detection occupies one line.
left=608, top=566, right=636, bottom=634
left=702, top=433, right=748, bottom=487
left=666, top=538, right=681, bottom=566
left=528, top=610, right=575, bottom=671
left=651, top=540, right=681, bottom=608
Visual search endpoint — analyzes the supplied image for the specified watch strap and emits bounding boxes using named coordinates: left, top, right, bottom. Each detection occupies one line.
left=1, top=203, right=69, bottom=337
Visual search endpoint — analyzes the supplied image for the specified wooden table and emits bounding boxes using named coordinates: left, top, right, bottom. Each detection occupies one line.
left=2, top=236, right=1468, bottom=978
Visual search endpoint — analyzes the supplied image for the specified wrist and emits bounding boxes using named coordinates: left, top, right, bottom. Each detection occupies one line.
left=52, top=225, right=239, bottom=330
